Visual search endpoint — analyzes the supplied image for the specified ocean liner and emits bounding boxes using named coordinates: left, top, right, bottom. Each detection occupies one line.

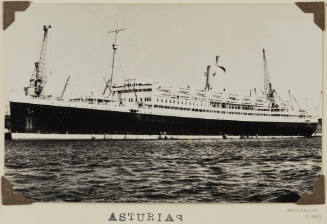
left=9, top=25, right=318, bottom=140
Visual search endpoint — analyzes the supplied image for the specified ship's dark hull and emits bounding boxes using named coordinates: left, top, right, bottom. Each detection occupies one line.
left=10, top=101, right=318, bottom=137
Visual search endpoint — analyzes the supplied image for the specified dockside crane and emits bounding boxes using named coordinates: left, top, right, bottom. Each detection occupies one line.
left=25, top=25, right=51, bottom=97
left=262, top=49, right=277, bottom=99
left=262, top=49, right=278, bottom=108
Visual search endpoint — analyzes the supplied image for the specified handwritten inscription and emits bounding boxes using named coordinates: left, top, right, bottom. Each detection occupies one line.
left=287, top=208, right=322, bottom=221
left=306, top=213, right=322, bottom=221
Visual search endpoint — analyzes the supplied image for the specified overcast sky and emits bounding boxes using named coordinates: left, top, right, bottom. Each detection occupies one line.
left=3, top=3, right=323, bottom=111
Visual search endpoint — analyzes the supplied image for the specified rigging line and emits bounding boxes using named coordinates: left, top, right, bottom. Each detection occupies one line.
left=55, top=19, right=120, bottom=71
left=41, top=10, right=122, bottom=77
left=58, top=13, right=120, bottom=64
left=57, top=42, right=106, bottom=71
left=116, top=52, right=126, bottom=78
left=103, top=51, right=112, bottom=79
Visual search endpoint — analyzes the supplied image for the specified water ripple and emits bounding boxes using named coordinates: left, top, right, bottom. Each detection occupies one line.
left=5, top=137, right=321, bottom=202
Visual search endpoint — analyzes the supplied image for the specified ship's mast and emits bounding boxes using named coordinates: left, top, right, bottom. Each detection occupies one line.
left=102, top=20, right=125, bottom=95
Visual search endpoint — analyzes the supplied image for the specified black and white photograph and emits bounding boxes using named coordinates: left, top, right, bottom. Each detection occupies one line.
left=2, top=2, right=323, bottom=204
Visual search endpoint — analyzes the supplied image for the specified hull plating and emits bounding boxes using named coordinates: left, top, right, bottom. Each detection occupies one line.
left=10, top=101, right=318, bottom=137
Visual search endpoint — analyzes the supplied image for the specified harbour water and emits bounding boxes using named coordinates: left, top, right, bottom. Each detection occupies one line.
left=5, top=137, right=321, bottom=202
